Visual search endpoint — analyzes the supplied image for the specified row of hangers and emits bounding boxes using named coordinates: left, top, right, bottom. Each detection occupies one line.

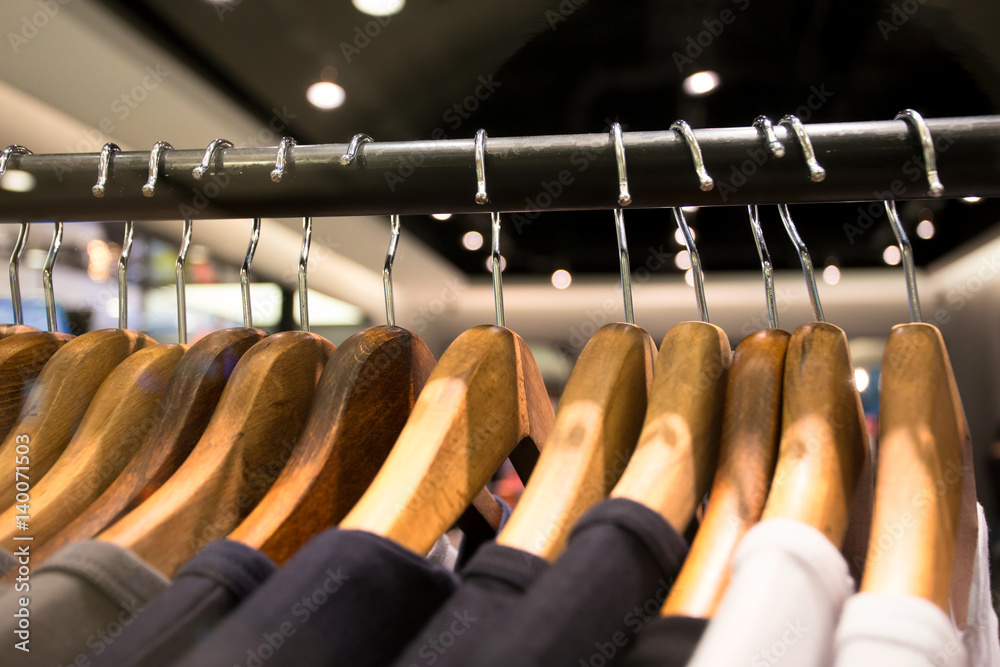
left=0, top=110, right=975, bottom=625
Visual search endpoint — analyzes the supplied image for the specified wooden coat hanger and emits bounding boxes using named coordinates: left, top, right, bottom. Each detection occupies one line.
left=662, top=204, right=788, bottom=618
left=340, top=131, right=554, bottom=556
left=496, top=127, right=657, bottom=561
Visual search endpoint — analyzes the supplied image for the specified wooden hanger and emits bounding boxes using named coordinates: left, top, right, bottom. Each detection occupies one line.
left=34, top=327, right=264, bottom=563
left=0, top=343, right=185, bottom=553
left=228, top=325, right=436, bottom=563
left=0, top=325, right=36, bottom=337
left=0, top=330, right=73, bottom=442
left=661, top=328, right=789, bottom=617
left=99, top=330, right=333, bottom=575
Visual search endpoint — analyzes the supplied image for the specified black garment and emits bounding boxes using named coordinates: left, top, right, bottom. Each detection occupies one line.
left=463, top=498, right=689, bottom=667
left=173, top=529, right=459, bottom=667
left=90, top=539, right=276, bottom=667
left=392, top=542, right=549, bottom=667
left=619, top=616, right=709, bottom=667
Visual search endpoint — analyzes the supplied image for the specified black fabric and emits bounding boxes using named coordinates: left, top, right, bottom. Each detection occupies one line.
left=90, top=539, right=276, bottom=667
left=455, top=493, right=513, bottom=568
left=619, top=616, right=709, bottom=667
left=391, top=542, right=549, bottom=667
left=173, top=529, right=459, bottom=667
left=459, top=497, right=689, bottom=667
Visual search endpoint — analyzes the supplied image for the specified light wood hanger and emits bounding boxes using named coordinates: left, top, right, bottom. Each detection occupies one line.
left=0, top=325, right=36, bottom=337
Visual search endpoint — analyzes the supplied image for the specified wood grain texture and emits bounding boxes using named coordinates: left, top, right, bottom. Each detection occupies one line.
left=340, top=325, right=554, bottom=556
left=860, top=323, right=968, bottom=612
left=0, top=329, right=155, bottom=509
left=0, top=325, right=37, bottom=338
left=0, top=344, right=185, bottom=554
left=497, top=323, right=656, bottom=560
left=611, top=322, right=731, bottom=532
left=229, top=326, right=436, bottom=564
left=662, top=328, right=789, bottom=618
left=100, top=331, right=333, bottom=576
left=761, top=322, right=867, bottom=548
left=0, top=331, right=73, bottom=442
left=35, top=328, right=264, bottom=562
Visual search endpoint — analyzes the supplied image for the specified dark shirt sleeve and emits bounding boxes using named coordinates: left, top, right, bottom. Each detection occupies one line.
left=619, top=616, right=709, bottom=667
left=172, top=529, right=458, bottom=667
left=91, top=539, right=276, bottom=667
left=467, top=497, right=689, bottom=667
left=392, top=542, right=549, bottom=667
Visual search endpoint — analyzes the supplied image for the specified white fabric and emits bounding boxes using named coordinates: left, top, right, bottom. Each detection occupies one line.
left=687, top=518, right=855, bottom=667
left=833, top=503, right=1000, bottom=667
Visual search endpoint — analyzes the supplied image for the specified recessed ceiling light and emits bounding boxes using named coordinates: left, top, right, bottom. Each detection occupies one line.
left=883, top=245, right=901, bottom=266
left=854, top=368, right=870, bottom=392
left=551, top=269, right=572, bottom=289
left=683, top=71, right=720, bottom=96
left=462, top=231, right=483, bottom=251
left=0, top=169, right=35, bottom=193
left=352, top=0, right=405, bottom=17
left=674, top=227, right=696, bottom=245
left=306, top=81, right=345, bottom=110
left=684, top=269, right=695, bottom=287
left=962, top=196, right=982, bottom=203
left=822, top=265, right=841, bottom=285
left=681, top=205, right=700, bottom=213
left=916, top=219, right=935, bottom=239
left=432, top=213, right=452, bottom=221
left=674, top=250, right=692, bottom=270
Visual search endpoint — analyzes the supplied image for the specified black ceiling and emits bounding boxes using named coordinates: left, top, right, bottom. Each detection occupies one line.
left=96, top=0, right=1000, bottom=276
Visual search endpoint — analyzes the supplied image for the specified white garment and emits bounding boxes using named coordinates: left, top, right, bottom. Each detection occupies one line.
left=833, top=503, right=1000, bottom=667
left=687, top=518, right=856, bottom=667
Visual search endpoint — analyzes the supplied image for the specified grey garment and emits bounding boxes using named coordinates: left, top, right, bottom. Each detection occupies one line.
left=0, top=540, right=169, bottom=666
left=425, top=532, right=460, bottom=571
left=0, top=546, right=15, bottom=576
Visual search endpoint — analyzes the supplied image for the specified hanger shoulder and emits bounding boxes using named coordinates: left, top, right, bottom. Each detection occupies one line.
left=340, top=324, right=554, bottom=555
left=0, top=328, right=155, bottom=509
left=0, top=331, right=73, bottom=442
left=496, top=322, right=656, bottom=560
left=0, top=344, right=185, bottom=552
left=34, top=328, right=264, bottom=564
left=100, top=331, right=333, bottom=576
left=662, top=328, right=789, bottom=617
left=761, top=322, right=867, bottom=547
left=860, top=323, right=967, bottom=610
left=229, top=326, right=435, bottom=563
left=611, top=321, right=732, bottom=530
left=0, top=324, right=38, bottom=338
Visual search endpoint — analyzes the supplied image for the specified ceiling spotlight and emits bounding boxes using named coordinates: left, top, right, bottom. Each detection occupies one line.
left=684, top=269, right=695, bottom=287
left=962, top=196, right=982, bottom=204
left=682, top=71, right=720, bottom=96
left=822, top=265, right=841, bottom=285
left=674, top=227, right=696, bottom=245
left=854, top=368, right=870, bottom=392
left=882, top=245, right=901, bottom=266
left=352, top=0, right=405, bottom=17
left=461, top=231, right=483, bottom=251
left=916, top=219, right=935, bottom=240
left=551, top=269, right=572, bottom=289
left=431, top=213, right=452, bottom=221
left=674, top=250, right=692, bottom=270
left=681, top=206, right=700, bottom=213
left=306, top=81, right=346, bottom=110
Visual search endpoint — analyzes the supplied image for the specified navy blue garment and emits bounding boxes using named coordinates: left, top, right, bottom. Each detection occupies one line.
left=619, top=616, right=709, bottom=667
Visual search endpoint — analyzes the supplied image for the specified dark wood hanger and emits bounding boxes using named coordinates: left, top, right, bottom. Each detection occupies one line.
left=339, top=324, right=554, bottom=556
left=496, top=322, right=656, bottom=560
left=610, top=321, right=731, bottom=530
left=33, top=328, right=264, bottom=564
left=99, top=331, right=333, bottom=576
left=0, top=328, right=155, bottom=509
left=661, top=328, right=789, bottom=617
left=0, top=344, right=185, bottom=553
left=0, top=330, right=73, bottom=442
left=228, top=326, right=436, bottom=563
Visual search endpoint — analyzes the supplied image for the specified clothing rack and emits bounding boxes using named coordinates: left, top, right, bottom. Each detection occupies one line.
left=0, top=115, right=998, bottom=223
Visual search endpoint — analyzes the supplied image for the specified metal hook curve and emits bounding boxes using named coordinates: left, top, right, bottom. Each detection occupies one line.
left=777, top=204, right=825, bottom=322
left=778, top=115, right=826, bottom=182
left=298, top=216, right=312, bottom=332
left=241, top=218, right=261, bottom=328
left=142, top=141, right=173, bottom=197
left=2, top=145, right=32, bottom=325
left=753, top=116, right=785, bottom=158
left=384, top=214, right=400, bottom=327
left=118, top=221, right=134, bottom=329
left=610, top=123, right=635, bottom=324
left=895, top=109, right=944, bottom=198
left=176, top=220, right=192, bottom=343
left=271, top=137, right=296, bottom=183
left=883, top=201, right=922, bottom=322
left=670, top=120, right=714, bottom=191
left=92, top=142, right=121, bottom=197
left=475, top=129, right=489, bottom=205
left=747, top=205, right=779, bottom=329
left=192, top=139, right=233, bottom=181
left=340, top=133, right=373, bottom=166
left=43, top=223, right=62, bottom=333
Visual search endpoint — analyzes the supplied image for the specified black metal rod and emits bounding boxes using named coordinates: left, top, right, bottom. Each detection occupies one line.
left=0, top=116, right=997, bottom=223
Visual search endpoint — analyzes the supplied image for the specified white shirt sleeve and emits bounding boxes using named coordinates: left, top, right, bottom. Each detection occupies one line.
left=687, top=518, right=856, bottom=667
left=962, top=503, right=1000, bottom=666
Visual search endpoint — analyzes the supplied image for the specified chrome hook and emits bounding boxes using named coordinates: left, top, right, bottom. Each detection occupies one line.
left=489, top=212, right=504, bottom=327
left=753, top=116, right=785, bottom=158
left=747, top=205, right=778, bottom=329
left=672, top=207, right=709, bottom=323
left=142, top=141, right=173, bottom=197
left=670, top=120, right=714, bottom=191
left=241, top=218, right=261, bottom=328
left=192, top=139, right=233, bottom=180
left=2, top=145, right=32, bottom=325
left=176, top=220, right=192, bottom=343
left=895, top=109, right=944, bottom=198
left=298, top=216, right=312, bottom=332
left=475, top=129, right=489, bottom=205
left=340, top=133, right=373, bottom=166
left=884, top=201, right=922, bottom=322
left=271, top=137, right=296, bottom=183
left=777, top=204, right=825, bottom=322
left=610, top=123, right=634, bottom=324
left=42, top=223, right=62, bottom=333
left=92, top=142, right=121, bottom=197
left=384, top=215, right=400, bottom=327
left=118, top=221, right=134, bottom=329
left=778, top=115, right=826, bottom=182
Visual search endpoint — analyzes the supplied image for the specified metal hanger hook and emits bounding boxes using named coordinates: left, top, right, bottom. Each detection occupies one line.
left=753, top=116, right=785, bottom=158
left=142, top=141, right=173, bottom=197
left=92, top=142, right=121, bottom=198
left=610, top=123, right=635, bottom=324
left=193, top=139, right=233, bottom=181
left=271, top=137, right=296, bottom=183
left=2, top=145, right=33, bottom=325
left=340, top=133, right=373, bottom=166
left=777, top=204, right=825, bottom=322
left=43, top=222, right=62, bottom=333
left=670, top=120, right=714, bottom=192
left=747, top=205, right=779, bottom=329
left=778, top=115, right=826, bottom=182
left=611, top=123, right=632, bottom=207
left=383, top=214, right=400, bottom=327
left=475, top=129, right=489, bottom=205
left=895, top=109, right=944, bottom=198
left=884, top=201, right=922, bottom=322
left=176, top=219, right=192, bottom=343
left=672, top=207, right=709, bottom=323
left=118, top=221, right=134, bottom=329
left=298, top=216, right=312, bottom=332
left=490, top=211, right=505, bottom=327
left=241, top=218, right=261, bottom=329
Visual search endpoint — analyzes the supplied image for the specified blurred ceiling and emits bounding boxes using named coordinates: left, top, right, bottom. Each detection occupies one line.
left=78, top=0, right=1000, bottom=278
